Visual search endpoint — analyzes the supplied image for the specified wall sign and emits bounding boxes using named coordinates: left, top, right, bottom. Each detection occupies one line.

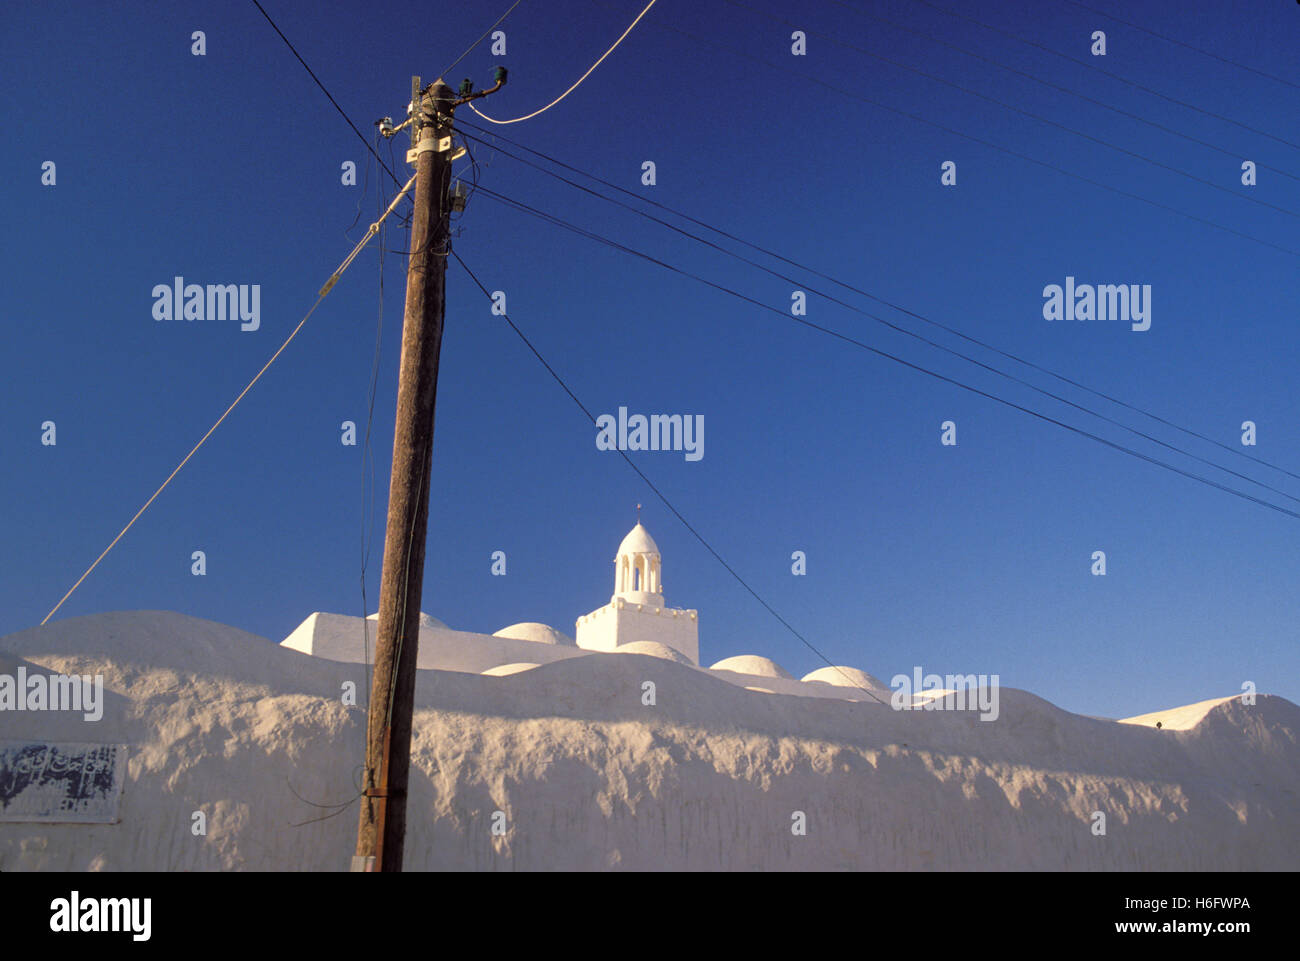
left=0, top=741, right=126, bottom=823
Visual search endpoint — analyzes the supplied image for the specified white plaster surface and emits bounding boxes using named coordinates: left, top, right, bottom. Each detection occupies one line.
left=3, top=610, right=1296, bottom=871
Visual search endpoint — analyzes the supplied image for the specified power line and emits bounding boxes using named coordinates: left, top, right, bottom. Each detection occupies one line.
left=250, top=0, right=501, bottom=713
left=262, top=0, right=1299, bottom=264
left=579, top=0, right=1300, bottom=260
left=54, top=1, right=443, bottom=639
left=358, top=156, right=395, bottom=698
left=343, top=132, right=376, bottom=237
left=455, top=117, right=1300, bottom=485
left=249, top=0, right=887, bottom=708
left=466, top=0, right=658, bottom=124
left=231, top=0, right=1289, bottom=711
left=467, top=180, right=1300, bottom=524
left=251, top=0, right=405, bottom=192
left=914, top=0, right=1300, bottom=151
left=453, top=127, right=1300, bottom=505
left=820, top=0, right=1300, bottom=184
left=436, top=0, right=524, bottom=81
left=728, top=0, right=1300, bottom=222
left=1057, top=0, right=1300, bottom=93
left=451, top=249, right=891, bottom=706
left=41, top=174, right=418, bottom=626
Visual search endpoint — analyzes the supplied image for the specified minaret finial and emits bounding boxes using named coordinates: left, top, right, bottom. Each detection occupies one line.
left=636, top=503, right=642, bottom=524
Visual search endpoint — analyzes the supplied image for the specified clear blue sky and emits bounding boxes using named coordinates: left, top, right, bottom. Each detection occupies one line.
left=4, top=0, right=1297, bottom=719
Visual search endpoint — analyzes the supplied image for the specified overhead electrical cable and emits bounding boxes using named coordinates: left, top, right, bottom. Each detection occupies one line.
left=455, top=118, right=1300, bottom=484
left=466, top=0, right=658, bottom=124
left=1057, top=0, right=1300, bottom=93
left=436, top=0, right=525, bottom=81
left=41, top=174, right=418, bottom=626
left=251, top=0, right=516, bottom=703
left=574, top=4, right=1300, bottom=259
left=452, top=249, right=892, bottom=706
left=252, top=0, right=406, bottom=192
left=358, top=162, right=394, bottom=690
left=727, top=0, right=1300, bottom=222
left=818, top=0, right=1300, bottom=184
left=456, top=131, right=1300, bottom=504
left=914, top=0, right=1300, bottom=151
left=251, top=0, right=889, bottom=707
left=468, top=181, right=1300, bottom=524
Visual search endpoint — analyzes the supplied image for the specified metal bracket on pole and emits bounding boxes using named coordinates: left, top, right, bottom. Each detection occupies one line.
left=350, top=855, right=376, bottom=872
left=407, top=135, right=452, bottom=164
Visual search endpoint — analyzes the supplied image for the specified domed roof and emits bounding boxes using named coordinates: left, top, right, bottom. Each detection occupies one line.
left=366, top=611, right=448, bottom=630
left=492, top=622, right=574, bottom=645
left=709, top=655, right=794, bottom=679
left=617, top=522, right=659, bottom=557
left=481, top=662, right=542, bottom=676
left=801, top=666, right=888, bottom=691
left=615, top=640, right=692, bottom=664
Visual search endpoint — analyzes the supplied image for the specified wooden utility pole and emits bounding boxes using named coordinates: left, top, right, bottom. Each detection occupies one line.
left=354, top=77, right=455, bottom=873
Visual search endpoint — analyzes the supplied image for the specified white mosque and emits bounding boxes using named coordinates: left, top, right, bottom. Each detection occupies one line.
left=574, top=521, right=699, bottom=664
left=281, top=521, right=889, bottom=701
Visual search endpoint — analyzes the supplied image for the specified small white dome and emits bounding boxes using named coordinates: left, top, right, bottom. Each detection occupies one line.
left=366, top=611, right=448, bottom=630
left=617, top=522, right=660, bottom=557
left=616, top=640, right=692, bottom=664
left=482, top=662, right=542, bottom=676
left=492, top=622, right=574, bottom=645
left=709, top=655, right=794, bottom=679
left=801, top=666, right=888, bottom=691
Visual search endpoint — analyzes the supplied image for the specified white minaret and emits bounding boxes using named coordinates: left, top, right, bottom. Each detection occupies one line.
left=576, top=520, right=699, bottom=664
left=613, top=522, right=663, bottom=608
